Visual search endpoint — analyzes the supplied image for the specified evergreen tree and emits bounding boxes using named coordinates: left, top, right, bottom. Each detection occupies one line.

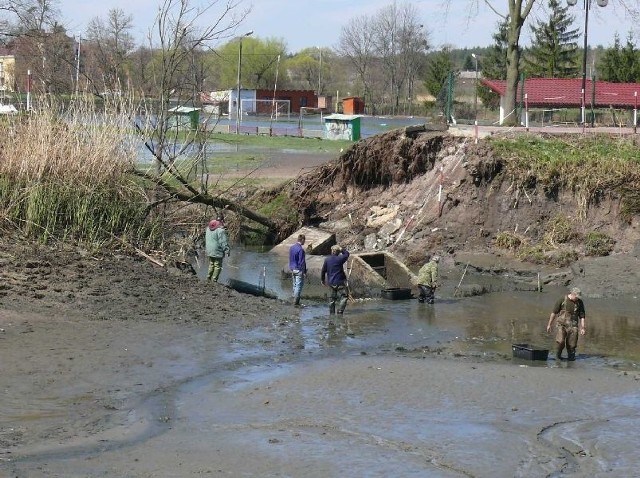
left=524, top=0, right=580, bottom=78
left=463, top=54, right=474, bottom=71
left=599, top=32, right=640, bottom=83
left=423, top=47, right=455, bottom=99
left=477, top=18, right=510, bottom=110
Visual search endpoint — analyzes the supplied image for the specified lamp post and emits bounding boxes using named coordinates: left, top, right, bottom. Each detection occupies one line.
left=75, top=35, right=82, bottom=97
left=567, top=0, right=608, bottom=127
left=236, top=30, right=253, bottom=134
left=317, top=46, right=322, bottom=97
left=471, top=53, right=479, bottom=122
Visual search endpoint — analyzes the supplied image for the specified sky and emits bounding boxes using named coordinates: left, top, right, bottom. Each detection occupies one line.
left=58, top=0, right=640, bottom=53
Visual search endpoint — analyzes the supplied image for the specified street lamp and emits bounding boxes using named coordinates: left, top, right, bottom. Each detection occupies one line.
left=317, top=46, right=322, bottom=97
left=567, top=0, right=608, bottom=127
left=75, top=35, right=82, bottom=97
left=236, top=30, right=253, bottom=134
left=471, top=53, right=479, bottom=122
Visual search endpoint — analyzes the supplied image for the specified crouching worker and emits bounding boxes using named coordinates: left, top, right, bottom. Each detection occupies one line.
left=417, top=254, right=440, bottom=304
left=321, top=245, right=350, bottom=314
left=547, top=287, right=586, bottom=361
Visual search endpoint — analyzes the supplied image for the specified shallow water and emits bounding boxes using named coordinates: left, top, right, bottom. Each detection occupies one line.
left=211, top=247, right=640, bottom=369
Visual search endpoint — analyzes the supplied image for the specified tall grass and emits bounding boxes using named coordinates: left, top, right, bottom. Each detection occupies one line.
left=0, top=95, right=162, bottom=248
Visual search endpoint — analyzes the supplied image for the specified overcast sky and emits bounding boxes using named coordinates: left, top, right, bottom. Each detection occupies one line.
left=58, top=0, right=639, bottom=53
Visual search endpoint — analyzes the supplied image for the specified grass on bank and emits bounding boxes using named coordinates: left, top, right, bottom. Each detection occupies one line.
left=489, top=134, right=640, bottom=192
left=204, top=131, right=352, bottom=153
left=489, top=134, right=638, bottom=263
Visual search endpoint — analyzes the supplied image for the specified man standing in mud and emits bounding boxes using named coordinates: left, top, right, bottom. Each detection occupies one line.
left=321, top=245, right=350, bottom=314
left=546, top=287, right=586, bottom=361
left=288, top=234, right=307, bottom=306
left=417, top=255, right=440, bottom=304
left=205, top=214, right=230, bottom=282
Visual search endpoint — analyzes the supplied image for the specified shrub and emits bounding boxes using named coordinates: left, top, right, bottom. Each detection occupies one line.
left=543, top=214, right=575, bottom=245
left=495, top=231, right=523, bottom=250
left=585, top=232, right=615, bottom=256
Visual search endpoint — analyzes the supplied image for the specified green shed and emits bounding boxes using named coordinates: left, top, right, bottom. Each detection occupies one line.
left=167, top=106, right=201, bottom=131
left=323, top=114, right=361, bottom=141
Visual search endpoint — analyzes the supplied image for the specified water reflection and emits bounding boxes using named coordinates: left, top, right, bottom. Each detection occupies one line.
left=197, top=247, right=640, bottom=369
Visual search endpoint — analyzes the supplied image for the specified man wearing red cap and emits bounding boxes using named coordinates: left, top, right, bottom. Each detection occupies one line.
left=205, top=214, right=230, bottom=282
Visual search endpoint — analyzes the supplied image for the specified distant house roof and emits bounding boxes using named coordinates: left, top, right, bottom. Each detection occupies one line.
left=481, top=78, right=640, bottom=108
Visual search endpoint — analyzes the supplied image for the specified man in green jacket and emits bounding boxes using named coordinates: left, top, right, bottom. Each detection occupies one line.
left=417, top=254, right=439, bottom=304
left=205, top=214, right=230, bottom=282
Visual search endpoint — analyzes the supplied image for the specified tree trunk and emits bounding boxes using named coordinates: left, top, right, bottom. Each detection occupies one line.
left=503, top=0, right=530, bottom=127
left=504, top=24, right=522, bottom=126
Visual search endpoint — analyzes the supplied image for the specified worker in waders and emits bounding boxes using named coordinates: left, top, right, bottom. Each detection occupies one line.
left=321, top=245, right=350, bottom=315
left=546, top=287, right=587, bottom=361
left=417, top=254, right=440, bottom=304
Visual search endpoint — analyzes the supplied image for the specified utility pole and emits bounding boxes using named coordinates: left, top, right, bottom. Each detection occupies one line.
left=236, top=30, right=253, bottom=134
left=75, top=35, right=81, bottom=96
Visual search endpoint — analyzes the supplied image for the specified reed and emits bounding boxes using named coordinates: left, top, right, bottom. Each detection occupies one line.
left=0, top=95, right=161, bottom=248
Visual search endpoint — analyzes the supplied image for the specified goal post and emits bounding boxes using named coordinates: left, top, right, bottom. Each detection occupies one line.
left=240, top=98, right=291, bottom=120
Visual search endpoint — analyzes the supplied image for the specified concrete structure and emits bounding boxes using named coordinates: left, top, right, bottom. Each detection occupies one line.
left=271, top=226, right=418, bottom=298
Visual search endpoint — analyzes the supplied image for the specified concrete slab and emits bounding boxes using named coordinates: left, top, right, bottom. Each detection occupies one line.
left=270, top=226, right=336, bottom=256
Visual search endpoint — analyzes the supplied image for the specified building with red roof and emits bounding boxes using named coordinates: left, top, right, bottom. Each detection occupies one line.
left=481, top=78, right=640, bottom=125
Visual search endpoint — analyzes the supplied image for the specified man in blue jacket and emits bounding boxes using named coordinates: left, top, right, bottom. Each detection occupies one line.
left=321, top=245, right=350, bottom=314
left=288, top=234, right=307, bottom=306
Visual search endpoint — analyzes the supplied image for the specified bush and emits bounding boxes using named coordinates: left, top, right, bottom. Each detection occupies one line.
left=585, top=232, right=615, bottom=256
left=495, top=231, right=523, bottom=250
left=543, top=214, right=575, bottom=245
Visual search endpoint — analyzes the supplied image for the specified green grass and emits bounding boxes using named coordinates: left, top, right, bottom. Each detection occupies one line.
left=204, top=132, right=352, bottom=153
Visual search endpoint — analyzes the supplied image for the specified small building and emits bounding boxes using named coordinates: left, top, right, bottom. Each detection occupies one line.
left=0, top=55, right=15, bottom=93
left=167, top=106, right=200, bottom=131
left=255, top=89, right=316, bottom=114
left=317, top=94, right=334, bottom=112
left=324, top=114, right=361, bottom=141
left=481, top=77, right=640, bottom=125
left=342, top=96, right=365, bottom=115
left=202, top=89, right=317, bottom=118
left=202, top=89, right=257, bottom=119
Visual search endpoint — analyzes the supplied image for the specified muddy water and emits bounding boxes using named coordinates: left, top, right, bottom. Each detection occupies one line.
left=213, top=247, right=640, bottom=368
left=175, top=249, right=640, bottom=475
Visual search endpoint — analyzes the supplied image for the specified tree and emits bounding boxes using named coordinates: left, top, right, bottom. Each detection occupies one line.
left=478, top=18, right=510, bottom=109
left=339, top=2, right=428, bottom=115
left=287, top=47, right=330, bottom=92
left=524, top=0, right=580, bottom=78
left=5, top=0, right=75, bottom=94
left=599, top=32, right=640, bottom=82
left=459, top=1, right=640, bottom=125
left=337, top=13, right=376, bottom=108
left=212, top=36, right=288, bottom=90
left=133, top=0, right=277, bottom=231
left=84, top=8, right=135, bottom=93
left=424, top=47, right=455, bottom=98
